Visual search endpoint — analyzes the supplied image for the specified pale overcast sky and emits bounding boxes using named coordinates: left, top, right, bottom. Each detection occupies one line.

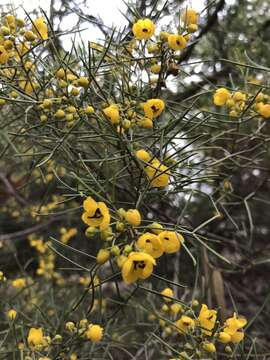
left=0, top=0, right=213, bottom=45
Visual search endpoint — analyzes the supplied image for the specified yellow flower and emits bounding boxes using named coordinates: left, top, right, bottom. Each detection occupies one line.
left=12, top=278, right=26, bottom=288
left=181, top=9, right=199, bottom=25
left=19, top=80, right=36, bottom=94
left=148, top=222, right=163, bottom=234
left=86, top=324, right=103, bottom=342
left=188, top=24, right=198, bottom=33
left=132, top=19, right=155, bottom=40
left=150, top=64, right=161, bottom=74
left=170, top=303, right=182, bottom=315
left=168, top=34, right=187, bottom=51
left=96, top=249, right=110, bottom=264
left=257, top=102, right=270, bottom=118
left=202, top=342, right=216, bottom=353
left=198, top=304, right=217, bottom=336
left=158, top=231, right=183, bottom=253
left=161, top=287, right=174, bottom=302
left=103, top=104, right=120, bottom=124
left=121, top=251, right=156, bottom=284
left=125, top=209, right=141, bottom=227
left=0, top=45, right=9, bottom=64
left=136, top=232, right=164, bottom=258
left=145, top=159, right=170, bottom=187
left=116, top=255, right=128, bottom=268
left=143, top=99, right=165, bottom=119
left=7, top=309, right=17, bottom=320
left=84, top=105, right=94, bottom=114
left=138, top=117, right=153, bottom=129
left=33, top=17, right=48, bottom=40
left=233, top=91, right=246, bottom=102
left=27, top=328, right=44, bottom=348
left=218, top=331, right=231, bottom=344
left=55, top=109, right=65, bottom=119
left=175, top=315, right=195, bottom=334
left=24, top=30, right=36, bottom=41
left=136, top=149, right=151, bottom=162
left=224, top=313, right=247, bottom=344
left=81, top=197, right=110, bottom=230
left=65, top=321, right=76, bottom=332
left=78, top=76, right=89, bottom=87
left=213, top=88, right=231, bottom=106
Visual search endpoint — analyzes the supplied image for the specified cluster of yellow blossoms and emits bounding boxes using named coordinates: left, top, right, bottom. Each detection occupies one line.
left=102, top=98, right=165, bottom=131
left=136, top=148, right=171, bottom=187
left=132, top=8, right=199, bottom=50
left=24, top=321, right=103, bottom=355
left=0, top=14, right=48, bottom=95
left=213, top=87, right=270, bottom=119
left=149, top=288, right=247, bottom=358
left=81, top=196, right=184, bottom=284
left=131, top=9, right=199, bottom=85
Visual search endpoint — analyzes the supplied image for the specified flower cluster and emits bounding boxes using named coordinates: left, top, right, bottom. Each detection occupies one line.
left=81, top=196, right=184, bottom=284
left=213, top=87, right=270, bottom=119
left=148, top=289, right=247, bottom=358
left=136, top=148, right=171, bottom=187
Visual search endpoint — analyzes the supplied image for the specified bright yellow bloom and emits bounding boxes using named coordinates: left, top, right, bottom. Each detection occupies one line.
left=213, top=88, right=231, bottom=106
left=143, top=99, right=165, bottom=119
left=125, top=209, right=141, bottom=227
left=257, top=102, right=270, bottom=118
left=170, top=303, right=182, bottom=314
left=103, top=104, right=120, bottom=124
left=188, top=23, right=198, bottom=33
left=132, top=19, right=155, bottom=40
left=85, top=324, right=103, bottom=342
left=55, top=109, right=65, bottom=119
left=148, top=222, right=163, bottom=234
left=33, top=17, right=48, bottom=40
left=84, top=105, right=94, bottom=114
left=224, top=313, right=247, bottom=344
left=82, top=197, right=110, bottom=230
left=145, top=159, right=170, bottom=187
left=202, top=342, right=216, bottom=353
left=136, top=149, right=151, bottom=162
left=138, top=117, right=153, bottom=128
left=161, top=287, right=174, bottom=302
left=0, top=45, right=9, bottom=64
left=78, top=76, right=89, bottom=87
left=158, top=231, right=183, bottom=253
left=12, top=278, right=26, bottom=288
left=7, top=309, right=17, bottom=320
left=168, top=34, right=187, bottom=51
left=136, top=232, right=164, bottom=258
left=175, top=315, right=195, bottom=334
left=233, top=91, right=246, bottom=102
left=218, top=331, right=231, bottom=343
left=181, top=9, right=199, bottom=25
left=116, top=255, right=128, bottom=268
left=27, top=328, right=44, bottom=348
left=19, top=80, right=36, bottom=94
left=121, top=251, right=156, bottom=284
left=198, top=304, right=217, bottom=336
left=96, top=249, right=110, bottom=264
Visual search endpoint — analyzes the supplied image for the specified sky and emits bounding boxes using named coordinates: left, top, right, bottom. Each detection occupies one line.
left=0, top=0, right=207, bottom=35
left=0, top=0, right=212, bottom=48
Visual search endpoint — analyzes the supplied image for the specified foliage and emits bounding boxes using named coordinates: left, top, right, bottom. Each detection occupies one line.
left=0, top=1, right=270, bottom=359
